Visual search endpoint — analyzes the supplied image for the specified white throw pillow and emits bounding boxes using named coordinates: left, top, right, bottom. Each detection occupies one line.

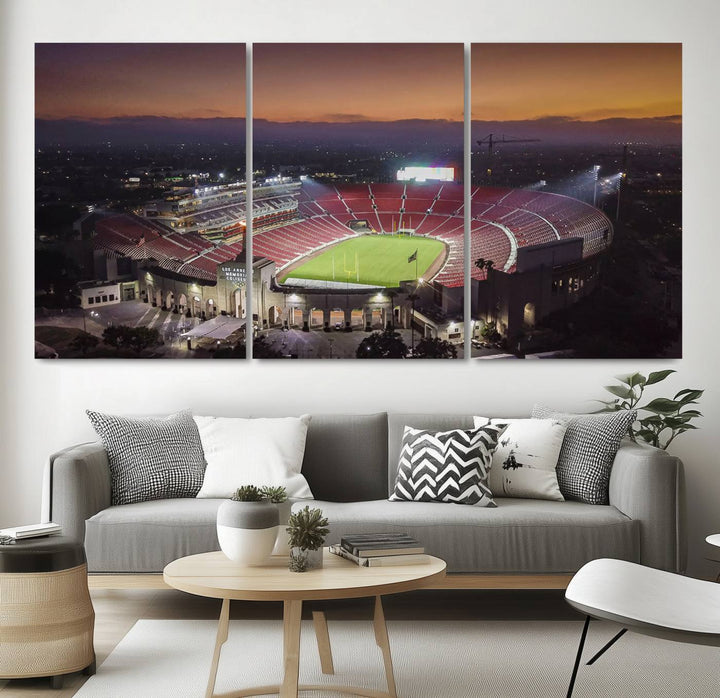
left=473, top=417, right=567, bottom=501
left=194, top=415, right=313, bottom=499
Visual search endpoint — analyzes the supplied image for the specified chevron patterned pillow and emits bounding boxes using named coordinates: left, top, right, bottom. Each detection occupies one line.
left=389, top=425, right=502, bottom=506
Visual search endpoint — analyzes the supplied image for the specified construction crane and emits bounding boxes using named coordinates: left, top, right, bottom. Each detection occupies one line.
left=477, top=133, right=541, bottom=155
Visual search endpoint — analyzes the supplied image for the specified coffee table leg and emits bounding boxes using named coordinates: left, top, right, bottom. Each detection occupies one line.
left=312, top=610, right=335, bottom=674
left=281, top=599, right=303, bottom=698
left=206, top=598, right=230, bottom=698
left=373, top=596, right=397, bottom=698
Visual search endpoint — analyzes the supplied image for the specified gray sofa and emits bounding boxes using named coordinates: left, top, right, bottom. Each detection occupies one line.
left=44, top=413, right=686, bottom=578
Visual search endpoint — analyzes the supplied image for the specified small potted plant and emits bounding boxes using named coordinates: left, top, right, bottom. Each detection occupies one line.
left=216, top=485, right=280, bottom=566
left=286, top=506, right=329, bottom=572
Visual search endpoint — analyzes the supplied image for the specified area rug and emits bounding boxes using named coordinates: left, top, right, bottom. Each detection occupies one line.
left=75, top=619, right=719, bottom=697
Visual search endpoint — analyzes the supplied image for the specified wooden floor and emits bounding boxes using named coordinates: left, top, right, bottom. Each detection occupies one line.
left=0, top=588, right=579, bottom=697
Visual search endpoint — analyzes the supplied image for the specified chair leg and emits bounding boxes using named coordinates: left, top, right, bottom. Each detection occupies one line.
left=586, top=628, right=627, bottom=665
left=566, top=616, right=591, bottom=698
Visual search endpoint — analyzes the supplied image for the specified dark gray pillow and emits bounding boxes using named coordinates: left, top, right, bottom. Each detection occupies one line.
left=390, top=424, right=502, bottom=506
left=531, top=404, right=636, bottom=504
left=86, top=409, right=206, bottom=505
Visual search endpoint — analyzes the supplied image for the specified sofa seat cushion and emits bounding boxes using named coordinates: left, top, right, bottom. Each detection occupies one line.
left=85, top=498, right=224, bottom=573
left=313, top=498, right=639, bottom=574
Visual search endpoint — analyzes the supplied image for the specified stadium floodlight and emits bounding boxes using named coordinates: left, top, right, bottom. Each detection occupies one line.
left=592, top=165, right=600, bottom=206
left=396, top=166, right=454, bottom=183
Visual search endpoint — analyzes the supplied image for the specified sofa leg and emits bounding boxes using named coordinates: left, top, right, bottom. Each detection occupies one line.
left=566, top=616, right=590, bottom=698
left=83, top=657, right=97, bottom=676
left=50, top=674, right=65, bottom=690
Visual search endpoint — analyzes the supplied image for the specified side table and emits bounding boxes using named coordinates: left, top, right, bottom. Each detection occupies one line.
left=0, top=535, right=96, bottom=688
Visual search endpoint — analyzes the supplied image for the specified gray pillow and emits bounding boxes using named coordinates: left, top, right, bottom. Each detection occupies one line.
left=531, top=405, right=636, bottom=504
left=86, top=409, right=206, bottom=505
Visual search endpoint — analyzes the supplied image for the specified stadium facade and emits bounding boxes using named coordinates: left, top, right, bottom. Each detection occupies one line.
left=87, top=178, right=613, bottom=348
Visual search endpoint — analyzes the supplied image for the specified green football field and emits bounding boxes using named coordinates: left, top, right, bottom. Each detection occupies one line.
left=279, top=235, right=445, bottom=287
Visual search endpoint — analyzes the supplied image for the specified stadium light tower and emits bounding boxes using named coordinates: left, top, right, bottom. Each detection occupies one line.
left=592, top=165, right=601, bottom=206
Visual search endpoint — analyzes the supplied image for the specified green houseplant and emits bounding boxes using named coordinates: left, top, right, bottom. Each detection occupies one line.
left=286, top=506, right=329, bottom=572
left=595, top=370, right=703, bottom=450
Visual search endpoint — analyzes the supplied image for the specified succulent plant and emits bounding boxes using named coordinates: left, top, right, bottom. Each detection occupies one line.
left=288, top=548, right=309, bottom=573
left=231, top=485, right=265, bottom=502
left=286, top=506, right=329, bottom=551
left=260, top=485, right=288, bottom=504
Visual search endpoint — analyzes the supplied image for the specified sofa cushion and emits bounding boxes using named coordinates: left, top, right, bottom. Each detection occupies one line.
left=302, top=413, right=388, bottom=502
left=532, top=405, right=637, bottom=505
left=389, top=425, right=501, bottom=506
left=194, top=415, right=313, bottom=499
left=84, top=498, right=223, bottom=572
left=473, top=417, right=567, bottom=501
left=85, top=409, right=206, bottom=506
left=388, top=414, right=474, bottom=495
left=315, top=498, right=639, bottom=574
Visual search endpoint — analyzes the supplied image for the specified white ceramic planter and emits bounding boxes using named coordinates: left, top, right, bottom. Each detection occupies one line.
left=272, top=500, right=293, bottom=556
left=216, top=500, right=279, bottom=566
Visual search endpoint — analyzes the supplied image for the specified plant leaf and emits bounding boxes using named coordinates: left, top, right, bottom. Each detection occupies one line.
left=640, top=398, right=681, bottom=414
left=626, top=372, right=647, bottom=387
left=645, top=369, right=675, bottom=386
left=636, top=429, right=658, bottom=441
left=674, top=389, right=704, bottom=404
left=604, top=385, right=634, bottom=400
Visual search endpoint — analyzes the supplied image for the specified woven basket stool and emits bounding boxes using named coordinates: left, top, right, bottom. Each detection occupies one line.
left=0, top=536, right=95, bottom=689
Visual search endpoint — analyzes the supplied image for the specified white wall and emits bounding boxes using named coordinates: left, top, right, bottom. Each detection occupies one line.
left=2, top=0, right=719, bottom=576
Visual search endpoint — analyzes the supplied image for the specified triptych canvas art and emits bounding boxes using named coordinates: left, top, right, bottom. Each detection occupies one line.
left=35, top=43, right=681, bottom=359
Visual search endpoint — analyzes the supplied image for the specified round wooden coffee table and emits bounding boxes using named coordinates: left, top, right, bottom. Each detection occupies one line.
left=163, top=549, right=446, bottom=698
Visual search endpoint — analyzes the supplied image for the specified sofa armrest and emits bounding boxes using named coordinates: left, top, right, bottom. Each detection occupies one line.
left=44, top=442, right=112, bottom=543
left=609, top=440, right=686, bottom=572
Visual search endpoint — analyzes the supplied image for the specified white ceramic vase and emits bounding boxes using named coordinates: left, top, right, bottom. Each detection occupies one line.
left=216, top=500, right=279, bottom=566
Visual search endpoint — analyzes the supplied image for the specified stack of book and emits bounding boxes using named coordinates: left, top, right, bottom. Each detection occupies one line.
left=329, top=532, right=425, bottom=567
left=0, top=522, right=62, bottom=540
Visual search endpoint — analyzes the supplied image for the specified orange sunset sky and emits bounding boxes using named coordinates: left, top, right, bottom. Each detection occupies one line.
left=35, top=43, right=681, bottom=124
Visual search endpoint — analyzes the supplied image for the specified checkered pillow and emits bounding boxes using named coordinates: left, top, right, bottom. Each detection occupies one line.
left=531, top=405, right=636, bottom=504
left=86, top=409, right=206, bottom=505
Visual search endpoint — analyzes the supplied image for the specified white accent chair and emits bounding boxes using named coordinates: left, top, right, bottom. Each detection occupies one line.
left=564, top=558, right=720, bottom=697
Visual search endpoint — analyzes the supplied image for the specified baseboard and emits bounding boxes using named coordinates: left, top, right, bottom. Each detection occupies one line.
left=87, top=573, right=572, bottom=591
